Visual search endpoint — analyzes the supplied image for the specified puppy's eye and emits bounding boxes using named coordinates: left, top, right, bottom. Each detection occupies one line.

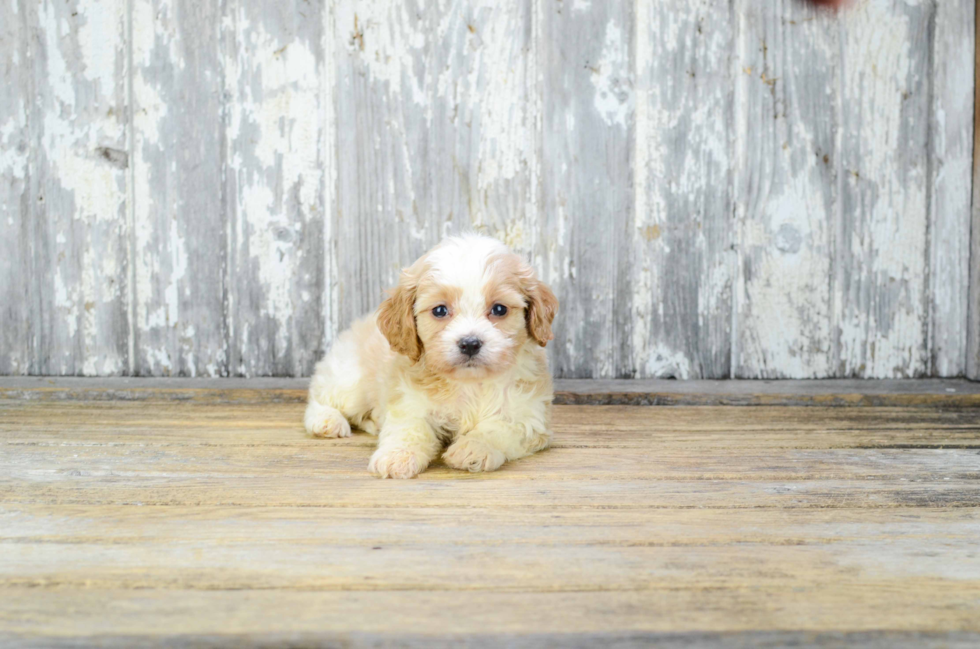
left=490, top=304, right=508, bottom=317
left=432, top=305, right=449, bottom=318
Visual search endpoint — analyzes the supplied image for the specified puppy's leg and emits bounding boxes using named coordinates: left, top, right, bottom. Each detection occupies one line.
left=304, top=359, right=362, bottom=438
left=368, top=416, right=441, bottom=479
left=443, top=420, right=551, bottom=473
left=305, top=317, right=387, bottom=438
left=304, top=399, right=352, bottom=439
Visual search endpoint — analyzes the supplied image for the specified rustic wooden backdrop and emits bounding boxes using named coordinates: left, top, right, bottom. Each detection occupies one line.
left=1, top=0, right=977, bottom=379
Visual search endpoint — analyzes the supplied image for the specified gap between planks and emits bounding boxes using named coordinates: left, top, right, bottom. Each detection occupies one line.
left=1, top=378, right=979, bottom=407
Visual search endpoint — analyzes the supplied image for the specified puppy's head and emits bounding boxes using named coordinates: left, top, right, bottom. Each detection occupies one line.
left=377, top=235, right=558, bottom=380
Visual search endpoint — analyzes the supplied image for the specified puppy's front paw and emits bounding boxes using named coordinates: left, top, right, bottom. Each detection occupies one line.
left=304, top=402, right=352, bottom=439
left=443, top=437, right=506, bottom=473
left=368, top=447, right=427, bottom=479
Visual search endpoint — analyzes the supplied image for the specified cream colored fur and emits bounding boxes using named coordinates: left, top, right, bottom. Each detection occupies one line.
left=304, top=234, right=558, bottom=479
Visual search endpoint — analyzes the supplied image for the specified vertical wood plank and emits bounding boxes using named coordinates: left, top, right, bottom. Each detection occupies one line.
left=332, top=0, right=534, bottom=332
left=929, top=0, right=975, bottom=377
left=969, top=0, right=980, bottom=381
left=131, top=0, right=227, bottom=376
left=427, top=1, right=536, bottom=256
left=837, top=0, right=932, bottom=378
left=733, top=0, right=838, bottom=379
left=222, top=0, right=326, bottom=376
left=30, top=0, right=130, bottom=375
left=633, top=0, right=734, bottom=379
left=333, top=0, right=430, bottom=327
left=1, top=0, right=976, bottom=380
left=0, top=0, right=33, bottom=374
left=319, top=0, right=340, bottom=369
left=540, top=0, right=634, bottom=378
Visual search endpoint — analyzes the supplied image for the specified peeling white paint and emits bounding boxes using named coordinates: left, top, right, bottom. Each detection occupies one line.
left=54, top=270, right=79, bottom=341
left=76, top=0, right=124, bottom=99
left=837, top=0, right=927, bottom=377
left=2, top=0, right=974, bottom=379
left=336, top=1, right=427, bottom=105
left=632, top=0, right=656, bottom=372
left=928, top=0, right=975, bottom=376
left=643, top=343, right=693, bottom=379
left=225, top=5, right=325, bottom=374
left=443, top=3, right=529, bottom=194
left=632, top=0, right=734, bottom=378
left=739, top=180, right=833, bottom=378
left=0, top=115, right=27, bottom=180
left=591, top=19, right=632, bottom=128
left=31, top=0, right=129, bottom=375
left=38, top=1, right=75, bottom=108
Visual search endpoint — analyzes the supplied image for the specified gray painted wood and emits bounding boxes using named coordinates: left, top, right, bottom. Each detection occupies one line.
left=29, top=0, right=131, bottom=376
left=0, top=0, right=976, bottom=379
left=425, top=1, right=537, bottom=255
left=222, top=0, right=328, bottom=377
left=540, top=0, right=635, bottom=378
left=0, top=0, right=32, bottom=376
left=838, top=0, right=932, bottom=378
left=930, top=0, right=976, bottom=377
left=131, top=0, right=227, bottom=376
left=333, top=0, right=535, bottom=334
left=733, top=0, right=838, bottom=379
left=970, top=0, right=980, bottom=382
left=43, top=0, right=130, bottom=375
left=633, top=0, right=734, bottom=379
left=333, top=0, right=430, bottom=328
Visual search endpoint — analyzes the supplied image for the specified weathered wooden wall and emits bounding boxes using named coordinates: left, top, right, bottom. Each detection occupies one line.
left=0, top=0, right=976, bottom=379
left=970, top=0, right=980, bottom=381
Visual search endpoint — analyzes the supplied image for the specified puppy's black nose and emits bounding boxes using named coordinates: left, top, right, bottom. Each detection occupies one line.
left=458, top=337, right=482, bottom=357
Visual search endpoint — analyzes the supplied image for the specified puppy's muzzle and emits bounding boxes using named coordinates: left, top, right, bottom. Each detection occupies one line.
left=457, top=337, right=483, bottom=358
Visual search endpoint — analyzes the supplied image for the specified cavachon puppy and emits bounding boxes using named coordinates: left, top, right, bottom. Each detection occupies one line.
left=304, top=234, right=559, bottom=479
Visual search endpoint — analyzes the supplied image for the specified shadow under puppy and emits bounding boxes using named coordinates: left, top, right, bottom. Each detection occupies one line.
left=304, top=234, right=559, bottom=479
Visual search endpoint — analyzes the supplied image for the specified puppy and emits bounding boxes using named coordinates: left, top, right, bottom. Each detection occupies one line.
left=304, top=234, right=559, bottom=479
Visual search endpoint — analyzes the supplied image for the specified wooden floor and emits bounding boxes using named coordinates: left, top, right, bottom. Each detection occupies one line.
left=1, top=380, right=979, bottom=647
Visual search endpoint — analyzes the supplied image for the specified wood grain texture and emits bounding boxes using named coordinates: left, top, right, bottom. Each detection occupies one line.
left=929, top=0, right=975, bottom=377
left=333, top=0, right=534, bottom=333
left=734, top=0, right=838, bottom=379
left=1, top=605, right=978, bottom=649
left=425, top=1, right=537, bottom=252
left=2, top=633, right=979, bottom=649
left=0, top=390, right=978, bottom=643
left=969, top=0, right=980, bottom=382
left=0, top=0, right=32, bottom=375
left=540, top=0, right=634, bottom=378
left=838, top=0, right=932, bottom=378
left=131, top=0, right=227, bottom=376
left=1, top=0, right=977, bottom=379
left=223, top=0, right=328, bottom=377
left=29, top=0, right=131, bottom=376
left=633, top=0, right=734, bottom=379
left=4, top=376, right=980, bottom=407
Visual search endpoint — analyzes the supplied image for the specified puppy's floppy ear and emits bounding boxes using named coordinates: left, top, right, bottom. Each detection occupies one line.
left=520, top=264, right=559, bottom=347
left=377, top=263, right=424, bottom=362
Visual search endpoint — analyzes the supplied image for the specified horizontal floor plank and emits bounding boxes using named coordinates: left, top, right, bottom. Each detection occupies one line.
left=3, top=377, right=980, bottom=407
left=4, top=443, right=980, bottom=481
left=1, top=588, right=978, bottom=638
left=3, top=477, right=978, bottom=509
left=3, top=505, right=976, bottom=545
left=4, top=402, right=980, bottom=435
left=2, top=386, right=978, bottom=641
left=1, top=541, right=977, bottom=591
